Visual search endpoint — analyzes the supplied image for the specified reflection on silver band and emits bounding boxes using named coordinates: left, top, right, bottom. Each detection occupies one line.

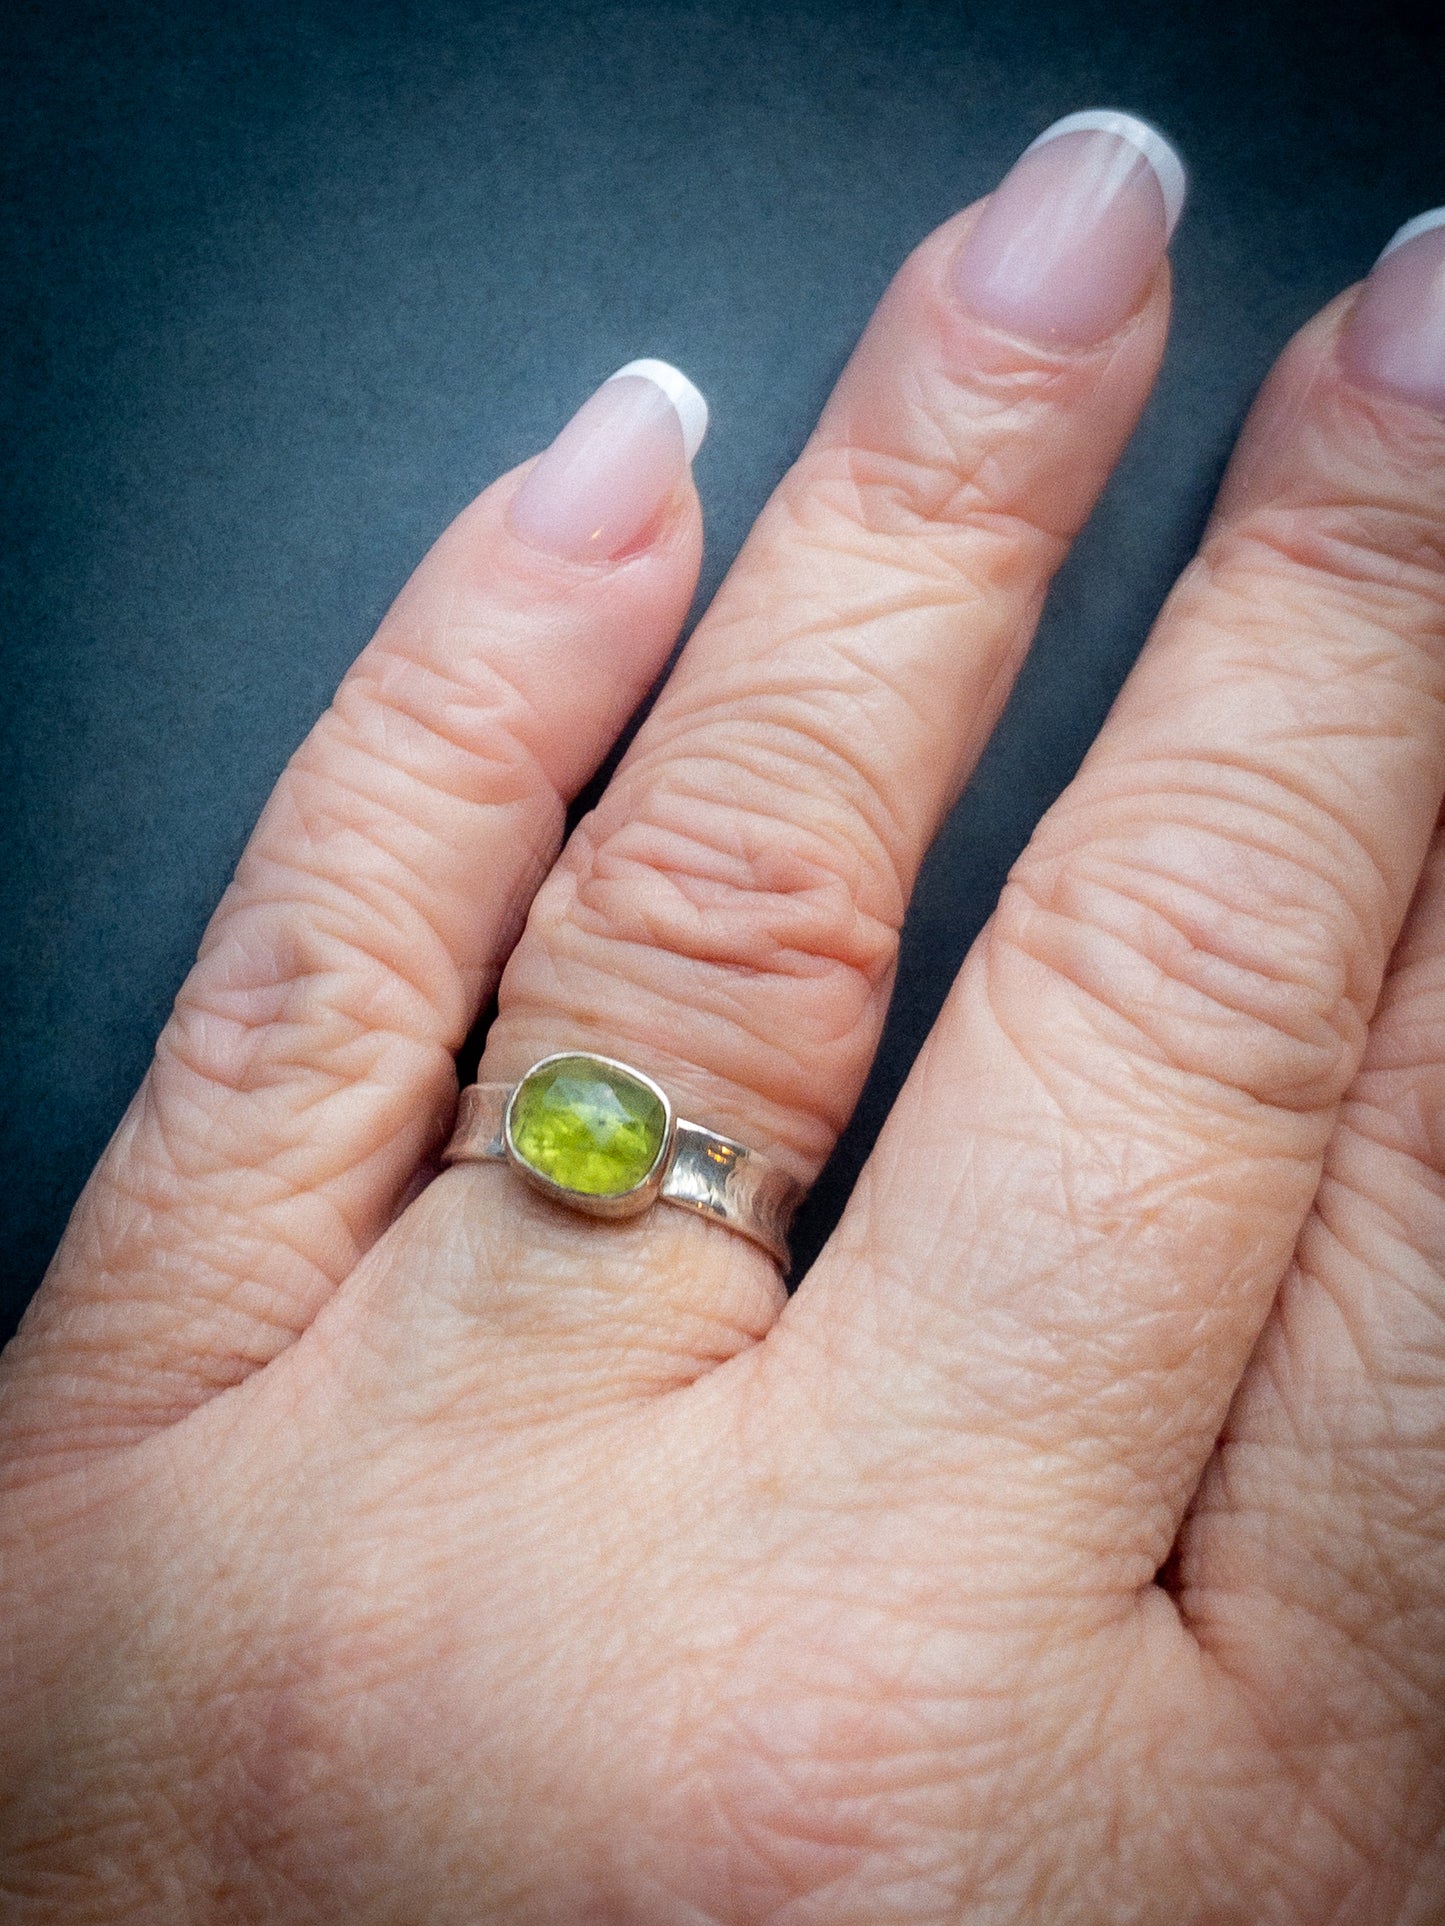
left=442, top=1079, right=802, bottom=1269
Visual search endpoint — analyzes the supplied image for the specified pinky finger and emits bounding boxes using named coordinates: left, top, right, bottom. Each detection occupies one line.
left=1177, top=815, right=1445, bottom=1907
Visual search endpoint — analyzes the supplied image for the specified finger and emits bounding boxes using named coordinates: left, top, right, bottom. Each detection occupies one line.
left=361, top=114, right=1184, bottom=1406
left=794, top=214, right=1445, bottom=1577
left=1177, top=801, right=1445, bottom=1845
left=1, top=363, right=705, bottom=1471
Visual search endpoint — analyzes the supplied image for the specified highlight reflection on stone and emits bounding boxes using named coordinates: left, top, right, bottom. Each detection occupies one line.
left=508, top=1057, right=668, bottom=1197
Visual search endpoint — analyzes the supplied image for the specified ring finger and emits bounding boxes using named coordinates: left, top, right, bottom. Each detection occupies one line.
left=368, top=112, right=1187, bottom=1401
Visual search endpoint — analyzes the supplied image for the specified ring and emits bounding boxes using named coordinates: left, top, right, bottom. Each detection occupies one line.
left=441, top=1052, right=804, bottom=1268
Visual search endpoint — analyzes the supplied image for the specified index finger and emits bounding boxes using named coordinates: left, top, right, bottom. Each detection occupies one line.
left=1, top=364, right=705, bottom=1478
left=363, top=112, right=1185, bottom=1417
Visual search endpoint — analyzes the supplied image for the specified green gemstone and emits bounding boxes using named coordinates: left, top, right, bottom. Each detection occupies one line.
left=508, top=1057, right=668, bottom=1197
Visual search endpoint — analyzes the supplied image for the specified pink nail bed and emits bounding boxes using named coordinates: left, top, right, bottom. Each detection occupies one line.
left=508, top=359, right=708, bottom=563
left=953, top=110, right=1186, bottom=348
left=1339, top=210, right=1445, bottom=411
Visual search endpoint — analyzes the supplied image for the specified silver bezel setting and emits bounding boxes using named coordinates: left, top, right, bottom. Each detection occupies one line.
left=502, top=1051, right=676, bottom=1220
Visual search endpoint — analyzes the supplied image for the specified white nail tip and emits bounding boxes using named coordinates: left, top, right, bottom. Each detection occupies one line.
left=606, top=358, right=709, bottom=462
left=1026, top=109, right=1188, bottom=240
left=1378, top=208, right=1445, bottom=262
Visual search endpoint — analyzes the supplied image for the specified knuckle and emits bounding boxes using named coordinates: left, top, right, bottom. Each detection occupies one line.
left=993, top=777, right=1379, bottom=1114
left=774, top=422, right=1068, bottom=586
left=163, top=892, right=456, bottom=1140
left=331, top=628, right=561, bottom=814
left=163, top=638, right=574, bottom=1125
left=190, top=891, right=444, bottom=1058
left=1200, top=501, right=1445, bottom=653
left=571, top=775, right=900, bottom=999
left=585, top=706, right=907, bottom=962
left=521, top=742, right=905, bottom=1110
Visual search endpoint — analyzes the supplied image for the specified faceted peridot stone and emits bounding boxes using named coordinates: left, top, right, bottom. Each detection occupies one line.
left=508, top=1056, right=668, bottom=1197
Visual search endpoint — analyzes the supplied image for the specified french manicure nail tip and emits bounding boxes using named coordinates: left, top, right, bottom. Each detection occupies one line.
left=508, top=361, right=707, bottom=564
left=1340, top=207, right=1445, bottom=411
left=1025, top=110, right=1188, bottom=239
left=953, top=108, right=1187, bottom=348
left=606, top=358, right=710, bottom=461
left=1377, top=207, right=1445, bottom=261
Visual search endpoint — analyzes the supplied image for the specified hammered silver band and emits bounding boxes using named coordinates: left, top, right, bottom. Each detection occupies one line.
left=441, top=1072, right=803, bottom=1269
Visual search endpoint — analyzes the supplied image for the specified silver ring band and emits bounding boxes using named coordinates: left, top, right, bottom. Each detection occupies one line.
left=441, top=1054, right=803, bottom=1269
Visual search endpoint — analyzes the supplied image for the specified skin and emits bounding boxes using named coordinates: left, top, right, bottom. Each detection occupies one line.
left=3, top=194, right=1445, bottom=1923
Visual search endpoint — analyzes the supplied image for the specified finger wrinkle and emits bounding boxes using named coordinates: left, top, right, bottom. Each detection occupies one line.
left=201, top=874, right=467, bottom=1035
left=166, top=942, right=439, bottom=1082
left=993, top=853, right=1368, bottom=1119
left=324, top=684, right=546, bottom=816
left=1067, top=843, right=1360, bottom=1039
left=154, top=1027, right=450, bottom=1179
left=281, top=741, right=533, bottom=854
left=1033, top=738, right=1400, bottom=909
left=218, top=824, right=464, bottom=970
left=1115, top=736, right=1432, bottom=850
left=163, top=988, right=427, bottom=1106
left=193, top=889, right=458, bottom=1026
left=158, top=970, right=450, bottom=1170
left=247, top=760, right=557, bottom=970
left=1312, top=1148, right=1445, bottom=1297
left=629, top=709, right=918, bottom=904
left=1197, top=507, right=1445, bottom=649
left=568, top=751, right=903, bottom=960
left=339, top=626, right=566, bottom=798
left=1152, top=595, right=1445, bottom=762
left=708, top=572, right=989, bottom=651
left=564, top=829, right=898, bottom=1008
left=530, top=917, right=889, bottom=1071
left=799, top=433, right=1076, bottom=563
left=99, top=1097, right=373, bottom=1255
left=1330, top=1081, right=1445, bottom=1198
left=1068, top=735, right=1432, bottom=935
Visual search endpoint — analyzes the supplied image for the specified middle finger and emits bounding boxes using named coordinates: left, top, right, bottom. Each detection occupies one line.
left=395, top=114, right=1183, bottom=1385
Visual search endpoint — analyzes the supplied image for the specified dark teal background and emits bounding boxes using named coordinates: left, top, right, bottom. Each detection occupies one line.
left=2, top=0, right=1441, bottom=1329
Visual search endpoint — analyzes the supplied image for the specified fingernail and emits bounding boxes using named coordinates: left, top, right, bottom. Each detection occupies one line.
left=952, top=110, right=1186, bottom=347
left=508, top=358, right=708, bottom=562
left=1339, top=210, right=1445, bottom=410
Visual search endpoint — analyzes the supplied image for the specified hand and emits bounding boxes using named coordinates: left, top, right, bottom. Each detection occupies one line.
left=5, top=113, right=1445, bottom=1924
